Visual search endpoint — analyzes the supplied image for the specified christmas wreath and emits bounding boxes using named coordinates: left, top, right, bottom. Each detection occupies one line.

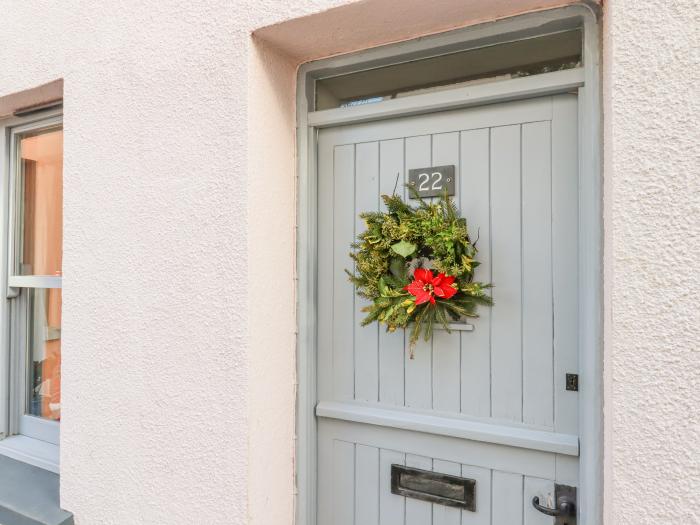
left=347, top=189, right=493, bottom=355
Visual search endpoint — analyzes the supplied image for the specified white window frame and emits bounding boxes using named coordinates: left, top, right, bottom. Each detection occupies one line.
left=0, top=109, right=63, bottom=472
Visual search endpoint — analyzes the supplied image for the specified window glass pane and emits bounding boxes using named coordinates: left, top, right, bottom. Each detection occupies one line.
left=19, top=128, right=63, bottom=276
left=27, top=288, right=62, bottom=421
left=315, top=29, right=582, bottom=110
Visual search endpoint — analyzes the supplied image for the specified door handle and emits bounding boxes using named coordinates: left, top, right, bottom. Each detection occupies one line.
left=532, top=495, right=575, bottom=516
left=531, top=484, right=577, bottom=524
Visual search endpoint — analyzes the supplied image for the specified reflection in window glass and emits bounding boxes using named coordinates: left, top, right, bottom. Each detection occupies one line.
left=19, top=129, right=63, bottom=277
left=15, top=126, right=63, bottom=423
left=27, top=288, right=62, bottom=421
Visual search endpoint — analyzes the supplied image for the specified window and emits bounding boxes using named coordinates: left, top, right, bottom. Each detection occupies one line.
left=314, top=29, right=582, bottom=110
left=0, top=111, right=63, bottom=470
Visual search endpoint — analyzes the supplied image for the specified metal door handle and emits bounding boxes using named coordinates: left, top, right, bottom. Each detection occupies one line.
left=532, top=495, right=575, bottom=517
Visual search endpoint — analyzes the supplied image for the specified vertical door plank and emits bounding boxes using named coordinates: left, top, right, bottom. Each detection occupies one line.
left=555, top=455, right=579, bottom=487
left=492, top=471, right=523, bottom=525
left=490, top=125, right=523, bottom=422
left=433, top=131, right=462, bottom=207
left=521, top=121, right=554, bottom=428
left=432, top=132, right=461, bottom=413
left=433, top=459, right=461, bottom=525
left=380, top=449, right=406, bottom=525
left=379, top=139, right=406, bottom=406
left=317, top=426, right=334, bottom=525
left=523, top=477, right=555, bottom=525
left=355, top=142, right=380, bottom=402
left=432, top=329, right=460, bottom=412
left=333, top=144, right=356, bottom=401
left=404, top=135, right=433, bottom=409
left=459, top=128, right=492, bottom=418
left=317, top=132, right=335, bottom=401
left=552, top=96, right=579, bottom=435
left=406, top=454, right=433, bottom=525
left=333, top=440, right=356, bottom=525
left=356, top=445, right=380, bottom=525
left=460, top=465, right=491, bottom=525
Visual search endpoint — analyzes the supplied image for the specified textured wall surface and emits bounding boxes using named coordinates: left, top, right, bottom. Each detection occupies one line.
left=604, top=1, right=700, bottom=524
left=0, top=0, right=696, bottom=524
left=1, top=2, right=253, bottom=524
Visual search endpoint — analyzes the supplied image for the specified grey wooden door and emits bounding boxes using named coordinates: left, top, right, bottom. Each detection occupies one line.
left=316, top=94, right=579, bottom=525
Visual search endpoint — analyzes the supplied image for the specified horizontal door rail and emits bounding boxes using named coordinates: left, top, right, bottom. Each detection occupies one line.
left=316, top=401, right=579, bottom=456
left=307, top=68, right=584, bottom=128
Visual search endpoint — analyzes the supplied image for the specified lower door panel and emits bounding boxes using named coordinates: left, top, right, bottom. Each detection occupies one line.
left=318, top=419, right=576, bottom=525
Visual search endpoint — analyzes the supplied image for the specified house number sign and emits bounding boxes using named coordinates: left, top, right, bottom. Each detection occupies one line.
left=408, top=165, right=456, bottom=198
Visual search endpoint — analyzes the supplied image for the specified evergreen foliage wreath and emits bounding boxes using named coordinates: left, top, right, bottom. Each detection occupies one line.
left=347, top=188, right=493, bottom=355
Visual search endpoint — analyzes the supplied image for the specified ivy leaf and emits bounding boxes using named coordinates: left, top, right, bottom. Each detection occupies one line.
left=391, top=240, right=416, bottom=258
left=378, top=277, right=389, bottom=296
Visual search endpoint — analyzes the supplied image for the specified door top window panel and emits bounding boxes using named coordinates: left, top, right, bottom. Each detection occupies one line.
left=314, top=30, right=582, bottom=110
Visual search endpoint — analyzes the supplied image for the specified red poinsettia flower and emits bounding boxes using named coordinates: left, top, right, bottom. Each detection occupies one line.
left=404, top=268, right=458, bottom=305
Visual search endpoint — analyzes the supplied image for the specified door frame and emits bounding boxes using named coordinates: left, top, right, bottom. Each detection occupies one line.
left=295, top=5, right=603, bottom=525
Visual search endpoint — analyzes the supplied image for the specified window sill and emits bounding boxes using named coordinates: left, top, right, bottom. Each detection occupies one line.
left=0, top=454, right=73, bottom=525
left=0, top=436, right=59, bottom=473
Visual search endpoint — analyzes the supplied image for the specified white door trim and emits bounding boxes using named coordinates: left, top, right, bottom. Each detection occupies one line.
left=295, top=5, right=602, bottom=525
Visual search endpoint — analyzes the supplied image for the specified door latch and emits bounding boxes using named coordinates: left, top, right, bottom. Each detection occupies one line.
left=532, top=484, right=576, bottom=525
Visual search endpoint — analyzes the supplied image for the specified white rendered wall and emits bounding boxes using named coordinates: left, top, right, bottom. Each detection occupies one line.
left=2, top=3, right=252, bottom=524
left=603, top=1, right=699, bottom=523
left=0, top=1, right=697, bottom=524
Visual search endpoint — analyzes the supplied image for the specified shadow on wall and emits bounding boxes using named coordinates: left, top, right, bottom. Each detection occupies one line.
left=252, top=0, right=598, bottom=63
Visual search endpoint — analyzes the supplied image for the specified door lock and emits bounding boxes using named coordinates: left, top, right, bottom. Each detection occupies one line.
left=566, top=373, right=579, bottom=391
left=532, top=484, right=576, bottom=525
